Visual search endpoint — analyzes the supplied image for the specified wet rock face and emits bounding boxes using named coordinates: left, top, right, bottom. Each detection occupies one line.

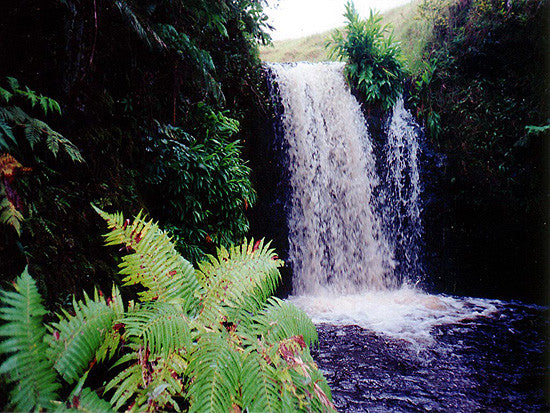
left=313, top=303, right=548, bottom=413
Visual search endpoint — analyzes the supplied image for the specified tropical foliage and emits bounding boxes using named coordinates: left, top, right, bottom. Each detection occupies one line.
left=0, top=77, right=81, bottom=162
left=0, top=208, right=335, bottom=412
left=327, top=1, right=406, bottom=112
left=0, top=0, right=272, bottom=303
left=143, top=105, right=256, bottom=263
left=411, top=0, right=548, bottom=301
left=0, top=77, right=82, bottom=236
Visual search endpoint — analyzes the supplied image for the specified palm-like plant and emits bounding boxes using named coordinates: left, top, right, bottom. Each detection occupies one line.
left=0, top=207, right=335, bottom=412
left=327, top=1, right=405, bottom=112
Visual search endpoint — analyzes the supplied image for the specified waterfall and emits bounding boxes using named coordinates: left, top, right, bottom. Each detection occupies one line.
left=269, top=62, right=424, bottom=294
left=380, top=97, right=424, bottom=285
left=267, top=62, right=499, bottom=344
left=269, top=62, right=425, bottom=294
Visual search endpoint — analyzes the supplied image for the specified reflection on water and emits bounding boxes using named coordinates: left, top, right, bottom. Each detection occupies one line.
left=306, top=299, right=548, bottom=412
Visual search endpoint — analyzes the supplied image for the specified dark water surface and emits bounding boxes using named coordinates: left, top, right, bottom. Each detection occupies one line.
left=312, top=302, right=549, bottom=412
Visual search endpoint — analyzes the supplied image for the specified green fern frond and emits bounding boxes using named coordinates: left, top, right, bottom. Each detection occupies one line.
left=186, top=332, right=242, bottom=413
left=45, top=130, right=84, bottom=162
left=248, top=297, right=318, bottom=348
left=0, top=86, right=13, bottom=102
left=106, top=346, right=186, bottom=411
left=25, top=118, right=44, bottom=148
left=93, top=206, right=202, bottom=308
left=123, top=301, right=194, bottom=355
left=196, top=239, right=283, bottom=326
left=46, top=289, right=122, bottom=383
left=0, top=268, right=60, bottom=411
left=96, top=287, right=125, bottom=363
left=0, top=118, right=16, bottom=149
left=240, top=346, right=282, bottom=413
left=0, top=100, right=82, bottom=161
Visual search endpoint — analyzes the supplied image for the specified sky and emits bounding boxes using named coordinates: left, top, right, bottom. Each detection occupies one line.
left=265, top=0, right=413, bottom=41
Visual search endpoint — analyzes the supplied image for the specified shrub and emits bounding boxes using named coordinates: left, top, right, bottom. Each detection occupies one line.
left=143, top=104, right=256, bottom=262
left=0, top=207, right=335, bottom=412
left=327, top=1, right=406, bottom=112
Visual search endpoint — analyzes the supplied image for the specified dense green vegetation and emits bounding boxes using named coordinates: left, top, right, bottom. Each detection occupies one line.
left=0, top=0, right=547, bottom=409
left=0, top=0, right=272, bottom=304
left=327, top=1, right=406, bottom=112
left=411, top=0, right=548, bottom=301
left=0, top=209, right=334, bottom=412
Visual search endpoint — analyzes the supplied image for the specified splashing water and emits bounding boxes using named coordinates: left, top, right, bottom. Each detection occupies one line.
left=267, top=62, right=547, bottom=412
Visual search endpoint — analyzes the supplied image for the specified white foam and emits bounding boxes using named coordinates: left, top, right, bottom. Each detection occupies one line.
left=288, top=286, right=499, bottom=344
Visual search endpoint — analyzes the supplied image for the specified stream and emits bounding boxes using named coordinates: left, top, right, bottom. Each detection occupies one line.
left=310, top=299, right=548, bottom=412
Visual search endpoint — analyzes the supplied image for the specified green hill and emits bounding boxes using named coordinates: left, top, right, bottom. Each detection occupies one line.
left=260, top=1, right=422, bottom=65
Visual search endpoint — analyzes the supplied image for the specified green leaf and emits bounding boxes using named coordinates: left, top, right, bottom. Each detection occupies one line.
left=46, top=290, right=120, bottom=383
left=0, top=268, right=60, bottom=411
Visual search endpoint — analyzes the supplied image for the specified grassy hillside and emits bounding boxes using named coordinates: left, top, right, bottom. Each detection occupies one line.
left=260, top=1, right=422, bottom=64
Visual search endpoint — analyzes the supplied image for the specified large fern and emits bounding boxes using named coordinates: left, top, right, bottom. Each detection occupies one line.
left=46, top=288, right=124, bottom=383
left=94, top=208, right=335, bottom=412
left=0, top=268, right=60, bottom=411
left=0, top=209, right=336, bottom=412
left=93, top=206, right=201, bottom=308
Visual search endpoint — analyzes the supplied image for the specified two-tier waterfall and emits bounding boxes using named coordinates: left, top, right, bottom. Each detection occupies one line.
left=269, top=62, right=422, bottom=295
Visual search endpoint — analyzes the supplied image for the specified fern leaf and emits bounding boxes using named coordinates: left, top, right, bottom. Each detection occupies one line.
left=240, top=347, right=282, bottom=413
left=93, top=206, right=202, bottom=308
left=106, top=347, right=186, bottom=411
left=0, top=86, right=13, bottom=102
left=196, top=238, right=283, bottom=326
left=46, top=290, right=120, bottom=383
left=0, top=268, right=60, bottom=411
left=0, top=119, right=16, bottom=149
left=44, top=129, right=84, bottom=162
left=25, top=118, right=44, bottom=149
left=123, top=301, right=194, bottom=355
left=0, top=195, right=23, bottom=236
left=186, top=332, right=242, bottom=413
left=248, top=297, right=318, bottom=348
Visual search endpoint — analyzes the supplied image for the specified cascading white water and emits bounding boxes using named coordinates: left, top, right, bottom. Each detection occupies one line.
left=269, top=62, right=497, bottom=342
left=269, top=62, right=395, bottom=294
left=380, top=97, right=423, bottom=283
